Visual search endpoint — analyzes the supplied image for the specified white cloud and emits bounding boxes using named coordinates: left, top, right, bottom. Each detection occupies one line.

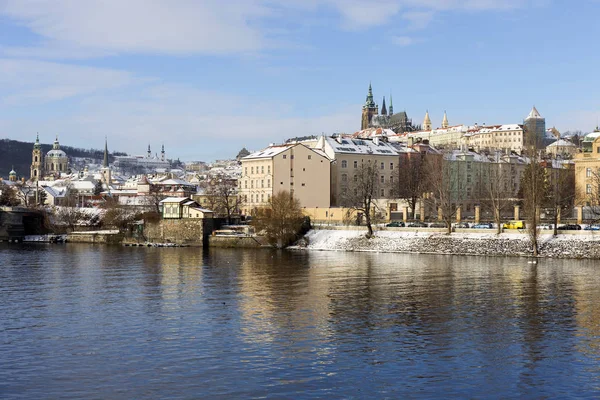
left=391, top=36, right=418, bottom=46
left=0, top=58, right=138, bottom=105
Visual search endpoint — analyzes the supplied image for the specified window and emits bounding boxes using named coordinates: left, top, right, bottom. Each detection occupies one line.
left=354, top=161, right=358, bottom=168
left=251, top=166, right=254, bottom=174
left=301, top=183, right=305, bottom=186
left=587, top=168, right=592, bottom=177
left=380, top=188, right=385, bottom=196
left=261, top=180, right=264, bottom=188
left=381, top=162, right=384, bottom=170
left=467, top=175, right=471, bottom=183
left=261, top=194, right=264, bottom=202
left=380, top=175, right=384, bottom=183
left=587, top=184, right=593, bottom=194
left=244, top=180, right=247, bottom=189
left=245, top=167, right=247, bottom=175
left=390, top=162, right=394, bottom=170
left=283, top=155, right=287, bottom=159
left=268, top=194, right=271, bottom=201
left=291, top=155, right=294, bottom=159
left=308, top=155, right=312, bottom=160
left=341, top=174, right=347, bottom=182
left=267, top=180, right=271, bottom=188
left=390, top=176, right=394, bottom=183
left=268, top=166, right=271, bottom=174
left=341, top=160, right=347, bottom=168
left=261, top=166, right=264, bottom=174
left=251, top=180, right=254, bottom=188
left=251, top=194, right=254, bottom=202
left=466, top=162, right=472, bottom=170
left=354, top=175, right=358, bottom=182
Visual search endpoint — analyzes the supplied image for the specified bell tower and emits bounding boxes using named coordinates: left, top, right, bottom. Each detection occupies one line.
left=30, top=133, right=43, bottom=181
left=361, top=83, right=379, bottom=130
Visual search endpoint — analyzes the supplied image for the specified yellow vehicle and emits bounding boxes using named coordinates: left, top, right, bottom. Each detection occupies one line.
left=503, top=220, right=525, bottom=229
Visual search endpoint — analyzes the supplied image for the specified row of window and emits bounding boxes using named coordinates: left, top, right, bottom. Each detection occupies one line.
left=246, top=193, right=271, bottom=203
left=340, top=174, right=394, bottom=184
left=341, top=160, right=395, bottom=170
left=245, top=165, right=271, bottom=175
left=244, top=179, right=271, bottom=189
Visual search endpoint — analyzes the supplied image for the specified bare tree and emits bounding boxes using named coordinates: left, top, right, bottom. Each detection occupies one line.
left=252, top=190, right=305, bottom=248
left=205, top=175, right=243, bottom=224
left=520, top=160, right=547, bottom=256
left=424, top=154, right=463, bottom=234
left=546, top=165, right=575, bottom=235
left=0, top=183, right=19, bottom=206
left=482, top=162, right=515, bottom=234
left=393, top=155, right=429, bottom=220
left=15, top=183, right=35, bottom=207
left=339, top=160, right=383, bottom=237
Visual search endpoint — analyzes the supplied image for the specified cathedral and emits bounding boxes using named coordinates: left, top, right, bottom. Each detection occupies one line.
left=360, top=83, right=419, bottom=133
left=30, top=134, right=69, bottom=181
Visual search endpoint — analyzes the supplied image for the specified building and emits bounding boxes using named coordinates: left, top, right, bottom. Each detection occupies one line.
left=523, top=106, right=546, bottom=149
left=360, top=84, right=417, bottom=133
left=29, top=134, right=69, bottom=181
left=573, top=136, right=600, bottom=207
left=113, top=144, right=170, bottom=173
left=239, top=143, right=331, bottom=215
left=160, top=197, right=213, bottom=219
left=546, top=139, right=578, bottom=158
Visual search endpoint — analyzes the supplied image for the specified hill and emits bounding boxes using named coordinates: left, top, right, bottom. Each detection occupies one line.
left=0, top=138, right=127, bottom=180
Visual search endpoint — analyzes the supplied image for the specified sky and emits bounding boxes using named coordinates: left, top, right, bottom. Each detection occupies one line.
left=0, top=0, right=599, bottom=162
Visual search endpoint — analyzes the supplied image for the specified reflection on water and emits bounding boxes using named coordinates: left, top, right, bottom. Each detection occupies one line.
left=1, top=244, right=600, bottom=398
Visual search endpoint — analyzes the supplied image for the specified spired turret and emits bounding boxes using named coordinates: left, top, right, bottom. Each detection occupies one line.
left=381, top=96, right=387, bottom=116
left=442, top=111, right=449, bottom=129
left=423, top=110, right=432, bottom=131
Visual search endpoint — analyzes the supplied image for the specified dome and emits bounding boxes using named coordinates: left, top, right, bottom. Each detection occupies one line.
left=583, top=131, right=600, bottom=142
left=9, top=169, right=16, bottom=176
left=47, top=149, right=67, bottom=158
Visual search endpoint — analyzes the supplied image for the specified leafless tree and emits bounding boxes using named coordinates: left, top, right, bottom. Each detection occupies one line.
left=423, top=154, right=464, bottom=234
left=0, top=183, right=19, bottom=206
left=205, top=175, right=243, bottom=224
left=546, top=165, right=575, bottom=235
left=482, top=162, right=516, bottom=234
left=252, top=190, right=305, bottom=248
left=339, top=159, right=384, bottom=237
left=393, top=155, right=429, bottom=220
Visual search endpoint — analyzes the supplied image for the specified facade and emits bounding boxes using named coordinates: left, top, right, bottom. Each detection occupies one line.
left=30, top=134, right=44, bottom=181
left=465, top=124, right=525, bottom=153
left=314, top=135, right=400, bottom=207
left=573, top=136, right=600, bottom=206
left=113, top=144, right=170, bottom=173
left=239, top=143, right=331, bottom=214
left=160, top=197, right=213, bottom=219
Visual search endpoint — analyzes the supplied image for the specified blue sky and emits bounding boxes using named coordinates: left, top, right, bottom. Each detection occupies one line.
left=0, top=0, right=599, bottom=161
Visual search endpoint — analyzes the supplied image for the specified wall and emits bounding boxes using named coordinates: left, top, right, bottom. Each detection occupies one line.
left=209, top=235, right=269, bottom=248
left=67, top=231, right=124, bottom=244
left=145, top=219, right=211, bottom=245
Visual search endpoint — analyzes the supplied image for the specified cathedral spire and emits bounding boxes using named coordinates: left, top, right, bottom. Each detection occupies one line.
left=161, top=144, right=165, bottom=162
left=364, top=82, right=376, bottom=108
left=147, top=144, right=151, bottom=158
left=381, top=96, right=387, bottom=116
left=53, top=135, right=60, bottom=150
left=442, top=111, right=449, bottom=128
left=388, top=93, right=393, bottom=116
left=34, top=133, right=41, bottom=150
left=103, top=137, right=109, bottom=168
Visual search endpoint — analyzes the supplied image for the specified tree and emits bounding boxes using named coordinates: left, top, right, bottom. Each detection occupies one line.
left=393, top=155, right=429, bottom=220
left=520, top=161, right=547, bottom=255
left=482, top=161, right=516, bottom=234
left=93, top=180, right=104, bottom=196
left=545, top=165, right=575, bottom=235
left=339, top=160, right=383, bottom=237
left=205, top=175, right=243, bottom=224
left=15, top=183, right=35, bottom=207
left=0, top=183, right=19, bottom=206
left=252, top=190, right=305, bottom=248
left=423, top=154, right=464, bottom=234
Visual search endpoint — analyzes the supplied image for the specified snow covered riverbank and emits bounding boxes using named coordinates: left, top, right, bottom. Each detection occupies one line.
left=296, top=229, right=600, bottom=259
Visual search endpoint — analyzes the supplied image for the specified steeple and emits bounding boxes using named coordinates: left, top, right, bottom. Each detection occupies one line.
left=34, top=133, right=41, bottom=150
left=147, top=144, right=151, bottom=158
left=161, top=144, right=165, bottom=162
left=526, top=106, right=542, bottom=120
left=442, top=111, right=449, bottom=128
left=388, top=93, right=393, bottom=116
left=52, top=135, right=60, bottom=150
left=9, top=166, right=17, bottom=182
left=364, top=82, right=376, bottom=108
left=423, top=110, right=432, bottom=131
left=381, top=96, right=387, bottom=116
left=103, top=137, right=109, bottom=168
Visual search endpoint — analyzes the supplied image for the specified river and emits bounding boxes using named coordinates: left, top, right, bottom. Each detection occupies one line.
left=1, top=244, right=600, bottom=398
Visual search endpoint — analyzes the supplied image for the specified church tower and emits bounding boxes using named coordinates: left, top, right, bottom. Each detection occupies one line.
left=388, top=93, right=394, bottom=116
left=30, top=133, right=43, bottom=181
left=423, top=111, right=432, bottom=131
left=9, top=166, right=17, bottom=182
left=101, top=137, right=111, bottom=185
left=442, top=111, right=449, bottom=129
left=361, top=83, right=379, bottom=130
left=147, top=144, right=151, bottom=158
left=381, top=96, right=387, bottom=116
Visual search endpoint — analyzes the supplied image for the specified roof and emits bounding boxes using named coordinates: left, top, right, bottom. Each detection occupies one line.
left=243, top=144, right=294, bottom=159
left=159, top=197, right=189, bottom=204
left=526, top=106, right=543, bottom=120
left=547, top=139, right=576, bottom=147
left=324, top=136, right=398, bottom=155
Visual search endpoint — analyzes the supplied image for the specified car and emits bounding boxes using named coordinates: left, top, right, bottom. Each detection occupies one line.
left=584, top=225, right=600, bottom=231
left=429, top=222, right=446, bottom=228
left=557, top=224, right=582, bottom=230
left=538, top=224, right=554, bottom=230
left=455, top=222, right=470, bottom=228
left=471, top=223, right=493, bottom=229
left=386, top=221, right=405, bottom=227
left=503, top=220, right=525, bottom=229
left=407, top=222, right=428, bottom=228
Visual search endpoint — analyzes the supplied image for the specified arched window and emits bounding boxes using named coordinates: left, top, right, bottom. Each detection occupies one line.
left=34, top=156, right=38, bottom=162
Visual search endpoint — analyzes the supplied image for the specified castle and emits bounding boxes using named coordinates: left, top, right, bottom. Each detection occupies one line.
left=360, top=83, right=418, bottom=133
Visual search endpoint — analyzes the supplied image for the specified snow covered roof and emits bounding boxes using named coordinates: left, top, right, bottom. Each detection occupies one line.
left=43, top=186, right=67, bottom=198
left=244, top=144, right=294, bottom=159
left=547, top=139, right=576, bottom=147
left=159, top=197, right=189, bottom=204
left=526, top=106, right=543, bottom=120
left=324, top=136, right=398, bottom=155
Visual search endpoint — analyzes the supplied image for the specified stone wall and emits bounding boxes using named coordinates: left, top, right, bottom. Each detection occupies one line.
left=145, top=219, right=211, bottom=246
left=209, top=235, right=269, bottom=248
left=67, top=231, right=124, bottom=244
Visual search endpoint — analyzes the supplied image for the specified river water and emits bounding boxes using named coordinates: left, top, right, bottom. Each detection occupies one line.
left=1, top=244, right=600, bottom=399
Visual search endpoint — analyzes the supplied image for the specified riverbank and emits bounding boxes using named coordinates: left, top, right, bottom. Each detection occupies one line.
left=296, top=229, right=600, bottom=259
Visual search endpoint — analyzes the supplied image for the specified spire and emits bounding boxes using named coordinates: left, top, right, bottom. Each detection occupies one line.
left=147, top=144, right=151, bottom=158
left=103, top=137, right=109, bottom=168
left=364, top=82, right=376, bottom=108
left=388, top=92, right=393, bottom=116
left=381, top=96, right=387, bottom=116
left=34, top=133, right=41, bottom=150
left=526, top=106, right=542, bottom=120
left=161, top=144, right=165, bottom=161
left=442, top=111, right=449, bottom=128
left=53, top=135, right=60, bottom=150
left=423, top=110, right=432, bottom=131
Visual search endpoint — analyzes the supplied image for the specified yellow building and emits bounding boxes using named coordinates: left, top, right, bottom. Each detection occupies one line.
left=239, top=143, right=331, bottom=215
left=574, top=136, right=600, bottom=206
